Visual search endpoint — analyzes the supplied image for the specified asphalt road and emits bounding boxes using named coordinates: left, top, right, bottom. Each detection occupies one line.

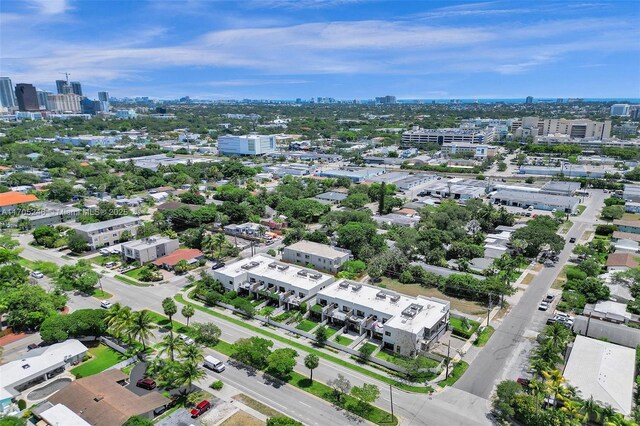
left=454, top=189, right=606, bottom=399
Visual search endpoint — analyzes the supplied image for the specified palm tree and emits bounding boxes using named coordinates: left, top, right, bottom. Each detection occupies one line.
left=157, top=334, right=184, bottom=362
left=181, top=305, right=195, bottom=327
left=559, top=396, right=583, bottom=424
left=176, top=361, right=206, bottom=394
left=543, top=322, right=571, bottom=351
left=106, top=304, right=134, bottom=342
left=180, top=344, right=203, bottom=364
left=601, top=404, right=617, bottom=425
left=542, top=369, right=565, bottom=407
left=581, top=396, right=602, bottom=424
left=128, top=310, right=157, bottom=352
left=529, top=357, right=549, bottom=378
left=212, top=233, right=226, bottom=259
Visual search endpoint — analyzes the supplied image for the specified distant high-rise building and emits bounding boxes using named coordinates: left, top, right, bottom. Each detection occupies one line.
left=15, top=83, right=39, bottom=111
left=375, top=95, right=397, bottom=105
left=98, top=91, right=109, bottom=102
left=610, top=104, right=630, bottom=117
left=36, top=90, right=51, bottom=110
left=70, top=81, right=83, bottom=96
left=525, top=96, right=534, bottom=104
left=55, top=80, right=68, bottom=94
left=47, top=93, right=81, bottom=113
left=0, top=77, right=17, bottom=109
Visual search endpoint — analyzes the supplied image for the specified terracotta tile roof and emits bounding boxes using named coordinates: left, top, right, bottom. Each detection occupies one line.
left=156, top=201, right=199, bottom=211
left=612, top=231, right=640, bottom=243
left=0, top=166, right=12, bottom=171
left=606, top=252, right=639, bottom=268
left=153, top=248, right=203, bottom=267
left=79, top=162, right=90, bottom=166
left=0, top=192, right=38, bottom=207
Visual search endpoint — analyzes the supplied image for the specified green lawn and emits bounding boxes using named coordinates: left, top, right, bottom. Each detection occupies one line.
left=90, top=254, right=121, bottom=266
left=92, top=289, right=113, bottom=300
left=473, top=326, right=495, bottom=347
left=438, top=361, right=469, bottom=387
left=324, top=327, right=339, bottom=338
left=115, top=275, right=152, bottom=287
left=576, top=205, right=586, bottom=216
left=375, top=351, right=440, bottom=369
left=334, top=335, right=354, bottom=346
left=71, top=345, right=126, bottom=378
left=296, top=319, right=318, bottom=332
left=175, top=294, right=433, bottom=393
left=449, top=316, right=480, bottom=339
left=124, top=267, right=144, bottom=280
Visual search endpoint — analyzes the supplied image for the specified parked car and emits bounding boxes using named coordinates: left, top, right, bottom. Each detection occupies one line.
left=191, top=400, right=211, bottom=418
left=100, top=301, right=113, bottom=309
left=569, top=237, right=576, bottom=243
left=31, top=271, right=44, bottom=279
left=538, top=301, right=549, bottom=311
left=179, top=334, right=195, bottom=346
left=544, top=294, right=555, bottom=303
left=136, top=378, right=157, bottom=390
left=211, top=261, right=226, bottom=270
left=104, top=262, right=116, bottom=268
left=99, top=248, right=110, bottom=255
left=27, top=343, right=40, bottom=351
left=544, top=260, right=554, bottom=267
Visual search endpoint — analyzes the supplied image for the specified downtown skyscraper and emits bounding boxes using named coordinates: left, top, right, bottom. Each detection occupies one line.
left=0, top=77, right=16, bottom=109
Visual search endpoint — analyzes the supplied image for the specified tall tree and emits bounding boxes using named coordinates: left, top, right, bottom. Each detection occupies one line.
left=128, top=310, right=156, bottom=352
left=304, top=354, right=319, bottom=381
left=181, top=305, right=195, bottom=326
left=162, top=297, right=177, bottom=336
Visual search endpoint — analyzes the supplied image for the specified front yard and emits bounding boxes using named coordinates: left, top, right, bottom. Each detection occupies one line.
left=70, top=344, right=126, bottom=378
left=449, top=316, right=480, bottom=339
left=296, top=319, right=318, bottom=332
left=334, top=334, right=354, bottom=346
left=375, top=351, right=440, bottom=369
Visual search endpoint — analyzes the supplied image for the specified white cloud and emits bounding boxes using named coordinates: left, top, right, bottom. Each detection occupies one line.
left=27, top=0, right=69, bottom=15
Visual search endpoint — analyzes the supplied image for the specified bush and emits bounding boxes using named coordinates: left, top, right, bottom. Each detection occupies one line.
left=565, top=266, right=587, bottom=281
left=17, top=400, right=26, bottom=410
left=595, top=224, right=617, bottom=236
left=210, top=380, right=224, bottom=390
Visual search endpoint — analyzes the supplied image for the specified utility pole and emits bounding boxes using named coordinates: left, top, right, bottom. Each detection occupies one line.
left=487, top=294, right=492, bottom=327
left=389, top=384, right=394, bottom=422
left=445, top=339, right=451, bottom=379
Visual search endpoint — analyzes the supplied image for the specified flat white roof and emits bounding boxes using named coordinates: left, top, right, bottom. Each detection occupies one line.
left=215, top=254, right=333, bottom=291
left=318, top=280, right=449, bottom=331
left=0, top=340, right=87, bottom=393
left=285, top=240, right=350, bottom=260
left=40, top=403, right=91, bottom=426
left=563, top=336, right=635, bottom=416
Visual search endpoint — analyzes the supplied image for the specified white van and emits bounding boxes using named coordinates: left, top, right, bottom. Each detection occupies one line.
left=204, top=355, right=225, bottom=373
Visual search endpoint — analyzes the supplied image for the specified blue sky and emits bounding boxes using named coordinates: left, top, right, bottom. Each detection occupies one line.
left=1, top=0, right=639, bottom=100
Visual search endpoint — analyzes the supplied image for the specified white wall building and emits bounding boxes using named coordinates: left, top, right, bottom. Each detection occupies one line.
left=402, top=127, right=495, bottom=146
left=282, top=240, right=351, bottom=273
left=317, top=280, right=449, bottom=357
left=610, top=104, right=630, bottom=117
left=213, top=254, right=334, bottom=308
left=121, top=236, right=180, bottom=265
left=217, top=134, right=277, bottom=156
left=70, top=216, right=142, bottom=249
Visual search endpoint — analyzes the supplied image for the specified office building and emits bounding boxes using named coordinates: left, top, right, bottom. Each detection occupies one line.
left=70, top=216, right=142, bottom=249
left=213, top=254, right=335, bottom=308
left=0, top=77, right=16, bottom=109
left=121, top=236, right=179, bottom=265
left=115, top=109, right=137, bottom=119
left=14, top=83, right=39, bottom=111
left=441, top=142, right=498, bottom=159
left=375, top=95, right=397, bottom=104
left=70, top=81, right=82, bottom=96
left=98, top=91, right=109, bottom=102
left=217, top=134, right=277, bottom=156
left=513, top=117, right=611, bottom=139
left=317, top=280, right=450, bottom=357
left=610, top=104, right=630, bottom=117
left=525, top=96, right=533, bottom=104
left=534, top=135, right=639, bottom=151
left=36, top=90, right=51, bottom=110
left=490, top=189, right=579, bottom=213
left=56, top=134, right=120, bottom=147
left=283, top=240, right=352, bottom=273
left=47, top=93, right=81, bottom=113
left=402, top=127, right=495, bottom=146
left=55, top=80, right=72, bottom=94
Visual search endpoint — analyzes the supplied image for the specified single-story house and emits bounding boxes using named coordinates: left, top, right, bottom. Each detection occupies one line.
left=47, top=369, right=169, bottom=425
left=563, top=336, right=635, bottom=417
left=373, top=213, right=420, bottom=228
left=313, top=191, right=348, bottom=205
left=0, top=191, right=38, bottom=214
left=156, top=201, right=199, bottom=211
left=33, top=403, right=91, bottom=426
left=606, top=252, right=639, bottom=272
left=582, top=300, right=634, bottom=324
left=153, top=248, right=204, bottom=270
left=625, top=202, right=640, bottom=213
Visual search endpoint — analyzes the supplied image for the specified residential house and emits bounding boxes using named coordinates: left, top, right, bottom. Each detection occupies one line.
left=0, top=340, right=87, bottom=415
left=47, top=369, right=169, bottom=425
left=33, top=403, right=91, bottom=426
left=224, top=222, right=264, bottom=237
left=70, top=216, right=142, bottom=249
left=152, top=248, right=204, bottom=270
left=563, top=336, right=635, bottom=416
left=16, top=202, right=80, bottom=228
left=623, top=184, right=640, bottom=203
left=613, top=220, right=640, bottom=234
left=606, top=252, right=639, bottom=272
left=121, top=236, right=180, bottom=265
left=156, top=201, right=199, bottom=211
left=373, top=213, right=420, bottom=228
left=625, top=202, right=640, bottom=214
left=313, top=191, right=348, bottom=205
left=0, top=191, right=38, bottom=214
left=582, top=300, right=635, bottom=324
left=316, top=280, right=450, bottom=357
left=213, top=254, right=334, bottom=308
left=282, top=240, right=352, bottom=273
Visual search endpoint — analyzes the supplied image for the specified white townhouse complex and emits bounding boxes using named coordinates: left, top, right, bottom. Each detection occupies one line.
left=70, top=216, right=142, bottom=249
left=316, top=280, right=449, bottom=357
left=282, top=240, right=352, bottom=273
left=213, top=254, right=334, bottom=308
left=121, top=236, right=180, bottom=265
left=217, top=134, right=277, bottom=156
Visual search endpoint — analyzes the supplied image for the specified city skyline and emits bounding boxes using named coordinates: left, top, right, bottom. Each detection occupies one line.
left=1, top=0, right=639, bottom=100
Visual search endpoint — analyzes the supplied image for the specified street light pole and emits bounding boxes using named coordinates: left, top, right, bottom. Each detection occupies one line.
left=445, top=339, right=451, bottom=379
left=389, top=384, right=394, bottom=422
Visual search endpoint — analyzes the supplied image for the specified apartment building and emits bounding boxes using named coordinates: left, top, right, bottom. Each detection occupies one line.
left=213, top=254, right=334, bottom=308
left=440, top=142, right=498, bottom=159
left=70, top=216, right=142, bottom=249
left=534, top=134, right=639, bottom=151
left=121, top=236, right=179, bottom=265
left=512, top=117, right=611, bottom=139
left=282, top=240, right=351, bottom=273
left=316, top=280, right=449, bottom=357
left=402, top=127, right=495, bottom=146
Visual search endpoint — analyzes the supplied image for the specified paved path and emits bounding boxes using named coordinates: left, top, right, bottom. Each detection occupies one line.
left=454, top=190, right=606, bottom=399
